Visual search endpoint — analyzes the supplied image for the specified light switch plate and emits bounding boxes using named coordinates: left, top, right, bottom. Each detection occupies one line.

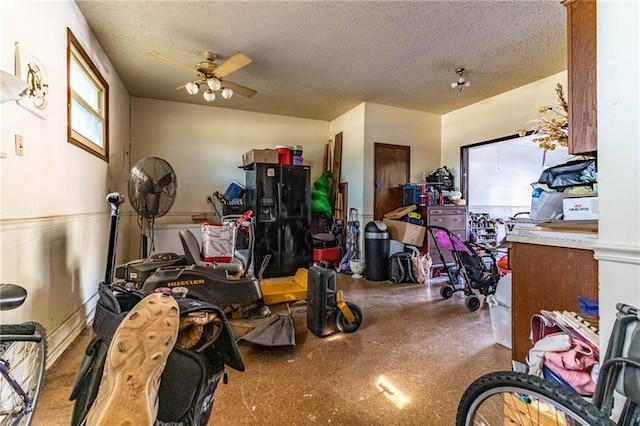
left=15, top=135, right=24, bottom=156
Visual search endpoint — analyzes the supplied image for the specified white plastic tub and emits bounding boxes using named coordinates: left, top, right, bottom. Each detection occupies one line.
left=487, top=295, right=512, bottom=349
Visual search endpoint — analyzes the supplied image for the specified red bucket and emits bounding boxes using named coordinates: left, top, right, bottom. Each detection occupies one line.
left=497, top=255, right=510, bottom=275
left=275, top=145, right=291, bottom=164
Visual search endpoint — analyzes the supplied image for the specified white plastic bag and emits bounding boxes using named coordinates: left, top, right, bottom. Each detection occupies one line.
left=201, top=222, right=236, bottom=262
left=409, top=247, right=432, bottom=284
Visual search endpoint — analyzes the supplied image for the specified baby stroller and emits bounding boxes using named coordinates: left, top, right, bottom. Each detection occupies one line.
left=426, top=225, right=502, bottom=311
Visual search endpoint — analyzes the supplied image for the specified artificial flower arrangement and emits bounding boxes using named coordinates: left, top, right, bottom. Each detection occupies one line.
left=519, top=83, right=568, bottom=150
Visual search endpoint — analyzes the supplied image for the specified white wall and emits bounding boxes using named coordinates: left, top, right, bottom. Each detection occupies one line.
left=442, top=72, right=568, bottom=186
left=363, top=103, right=441, bottom=222
left=329, top=103, right=366, bottom=217
left=130, top=98, right=329, bottom=257
left=331, top=103, right=440, bottom=255
left=328, top=102, right=440, bottom=254
left=0, top=1, right=131, bottom=365
left=593, top=0, right=640, bottom=345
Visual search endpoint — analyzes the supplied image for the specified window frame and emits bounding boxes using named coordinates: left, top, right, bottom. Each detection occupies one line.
left=67, top=28, right=109, bottom=162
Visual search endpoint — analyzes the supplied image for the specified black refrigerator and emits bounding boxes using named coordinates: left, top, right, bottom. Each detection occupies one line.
left=245, top=163, right=312, bottom=278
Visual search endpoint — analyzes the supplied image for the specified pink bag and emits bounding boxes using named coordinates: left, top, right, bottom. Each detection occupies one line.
left=530, top=312, right=563, bottom=344
left=543, top=338, right=597, bottom=396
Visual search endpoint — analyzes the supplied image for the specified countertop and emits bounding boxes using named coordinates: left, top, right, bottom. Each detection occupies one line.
left=505, top=219, right=598, bottom=250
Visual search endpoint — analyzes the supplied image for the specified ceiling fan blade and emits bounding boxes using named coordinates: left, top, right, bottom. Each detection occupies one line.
left=214, top=52, right=252, bottom=78
left=148, top=50, right=199, bottom=76
left=222, top=80, right=257, bottom=98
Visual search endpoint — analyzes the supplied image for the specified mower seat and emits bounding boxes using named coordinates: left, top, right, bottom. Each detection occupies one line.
left=179, top=229, right=244, bottom=275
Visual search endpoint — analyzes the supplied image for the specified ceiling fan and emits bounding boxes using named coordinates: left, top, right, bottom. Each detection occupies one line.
left=148, top=50, right=257, bottom=101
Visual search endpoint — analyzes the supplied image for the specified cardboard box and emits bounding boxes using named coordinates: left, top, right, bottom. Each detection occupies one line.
left=382, top=218, right=425, bottom=247
left=384, top=205, right=417, bottom=220
left=563, top=196, right=599, bottom=220
left=242, top=149, right=279, bottom=166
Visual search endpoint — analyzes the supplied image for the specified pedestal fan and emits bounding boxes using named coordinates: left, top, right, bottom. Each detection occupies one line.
left=128, top=157, right=177, bottom=257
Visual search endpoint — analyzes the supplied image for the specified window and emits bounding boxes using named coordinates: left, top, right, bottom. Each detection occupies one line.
left=67, top=29, right=109, bottom=161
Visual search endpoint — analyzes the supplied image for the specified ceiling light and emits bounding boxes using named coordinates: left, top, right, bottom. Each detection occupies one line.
left=221, top=87, right=233, bottom=100
left=183, top=77, right=235, bottom=102
left=185, top=81, right=199, bottom=95
left=451, top=68, right=470, bottom=92
left=203, top=90, right=216, bottom=102
left=207, top=78, right=221, bottom=91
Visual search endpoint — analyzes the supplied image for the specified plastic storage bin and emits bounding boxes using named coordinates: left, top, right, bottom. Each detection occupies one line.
left=488, top=299, right=512, bottom=349
left=487, top=273, right=512, bottom=349
left=275, top=145, right=291, bottom=164
left=530, top=189, right=569, bottom=221
left=223, top=181, right=246, bottom=202
left=402, top=184, right=422, bottom=206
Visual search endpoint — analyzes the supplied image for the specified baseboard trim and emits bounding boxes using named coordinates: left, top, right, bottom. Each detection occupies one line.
left=592, top=242, right=640, bottom=265
left=45, top=292, right=99, bottom=369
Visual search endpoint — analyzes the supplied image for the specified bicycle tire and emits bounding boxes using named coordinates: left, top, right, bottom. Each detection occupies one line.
left=456, top=371, right=615, bottom=426
left=0, top=322, right=47, bottom=426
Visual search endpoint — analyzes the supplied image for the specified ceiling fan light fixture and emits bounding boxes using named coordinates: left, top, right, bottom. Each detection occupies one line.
left=207, top=77, right=221, bottom=91
left=203, top=90, right=216, bottom=102
left=451, top=67, right=470, bottom=92
left=185, top=81, right=199, bottom=95
left=149, top=50, right=256, bottom=102
left=221, top=87, right=233, bottom=100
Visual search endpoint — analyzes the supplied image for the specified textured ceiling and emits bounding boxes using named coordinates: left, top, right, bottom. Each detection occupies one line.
left=76, top=1, right=567, bottom=121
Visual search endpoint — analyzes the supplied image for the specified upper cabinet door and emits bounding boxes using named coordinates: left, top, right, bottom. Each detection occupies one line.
left=563, top=0, right=597, bottom=155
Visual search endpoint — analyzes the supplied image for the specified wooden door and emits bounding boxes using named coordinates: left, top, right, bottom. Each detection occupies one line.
left=374, top=143, right=410, bottom=220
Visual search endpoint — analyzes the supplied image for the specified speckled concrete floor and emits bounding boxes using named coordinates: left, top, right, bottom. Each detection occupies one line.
left=33, top=274, right=511, bottom=425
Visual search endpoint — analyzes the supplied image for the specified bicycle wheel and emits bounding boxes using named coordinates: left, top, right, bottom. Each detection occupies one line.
left=457, top=371, right=615, bottom=426
left=0, top=322, right=47, bottom=425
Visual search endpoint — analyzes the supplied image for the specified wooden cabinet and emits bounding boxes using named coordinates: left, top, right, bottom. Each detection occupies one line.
left=419, top=205, right=468, bottom=265
left=510, top=241, right=598, bottom=363
left=563, top=0, right=597, bottom=155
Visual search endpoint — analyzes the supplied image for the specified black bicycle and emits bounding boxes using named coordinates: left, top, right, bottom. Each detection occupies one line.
left=0, top=284, right=47, bottom=425
left=457, top=303, right=640, bottom=425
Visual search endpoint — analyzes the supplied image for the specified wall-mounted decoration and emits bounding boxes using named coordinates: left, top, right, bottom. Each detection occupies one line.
left=0, top=69, right=29, bottom=104
left=15, top=42, right=49, bottom=119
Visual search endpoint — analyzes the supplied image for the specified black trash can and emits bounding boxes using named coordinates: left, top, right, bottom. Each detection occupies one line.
left=364, top=221, right=389, bottom=281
